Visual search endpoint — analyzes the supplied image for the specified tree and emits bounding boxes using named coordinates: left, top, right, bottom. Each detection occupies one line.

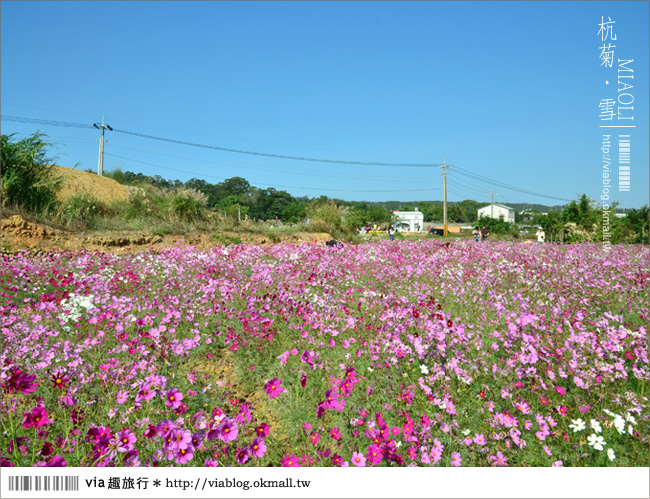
left=1, top=132, right=63, bottom=214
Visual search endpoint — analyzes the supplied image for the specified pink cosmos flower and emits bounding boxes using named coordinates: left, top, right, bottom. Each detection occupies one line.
left=351, top=451, right=367, bottom=467
left=235, top=447, right=250, bottom=465
left=167, top=428, right=192, bottom=452
left=451, top=452, right=462, bottom=466
left=280, top=453, right=300, bottom=467
left=578, top=405, right=591, bottom=413
left=23, top=407, right=52, bottom=429
left=175, top=445, right=195, bottom=465
left=165, top=388, right=183, bottom=409
left=473, top=434, right=487, bottom=445
left=330, top=427, right=342, bottom=440
left=555, top=386, right=566, bottom=396
left=552, top=461, right=563, bottom=467
left=487, top=451, right=508, bottom=466
left=250, top=437, right=267, bottom=458
left=264, top=378, right=286, bottom=399
left=255, top=423, right=270, bottom=439
left=115, top=390, right=129, bottom=404
left=116, top=429, right=137, bottom=452
left=366, top=444, right=382, bottom=465
left=217, top=419, right=239, bottom=443
left=204, top=458, right=219, bottom=467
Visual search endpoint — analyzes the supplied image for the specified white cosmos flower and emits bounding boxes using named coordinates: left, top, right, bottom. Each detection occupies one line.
left=569, top=418, right=586, bottom=432
left=462, top=429, right=471, bottom=436
left=590, top=419, right=602, bottom=434
left=607, top=448, right=616, bottom=461
left=625, top=414, right=637, bottom=425
left=419, top=365, right=429, bottom=375
left=613, top=416, right=626, bottom=434
left=587, top=434, right=606, bottom=451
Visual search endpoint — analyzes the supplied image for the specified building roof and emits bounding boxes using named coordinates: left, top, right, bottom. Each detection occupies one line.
left=479, top=204, right=514, bottom=211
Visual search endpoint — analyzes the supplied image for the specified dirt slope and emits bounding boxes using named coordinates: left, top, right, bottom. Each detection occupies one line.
left=52, top=165, right=131, bottom=204
left=1, top=166, right=334, bottom=254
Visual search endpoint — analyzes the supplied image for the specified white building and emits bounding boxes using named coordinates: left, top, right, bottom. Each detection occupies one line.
left=392, top=209, right=424, bottom=232
left=478, top=203, right=515, bottom=223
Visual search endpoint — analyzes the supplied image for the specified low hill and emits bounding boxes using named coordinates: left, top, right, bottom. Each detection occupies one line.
left=52, top=165, right=132, bottom=205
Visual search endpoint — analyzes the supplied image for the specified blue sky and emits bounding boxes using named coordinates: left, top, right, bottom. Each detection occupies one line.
left=2, top=1, right=648, bottom=208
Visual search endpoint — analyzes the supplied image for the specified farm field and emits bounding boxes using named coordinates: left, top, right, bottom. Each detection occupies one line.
left=0, top=239, right=648, bottom=468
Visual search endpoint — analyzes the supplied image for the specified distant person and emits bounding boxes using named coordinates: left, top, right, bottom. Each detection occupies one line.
left=472, top=226, right=480, bottom=242
left=388, top=226, right=396, bottom=241
left=275, top=216, right=280, bottom=227
left=480, top=226, right=490, bottom=241
left=537, top=228, right=546, bottom=243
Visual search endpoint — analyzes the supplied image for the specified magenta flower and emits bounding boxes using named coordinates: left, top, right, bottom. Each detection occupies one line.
left=204, top=458, right=219, bottom=467
left=280, top=453, right=300, bottom=467
left=115, top=390, right=129, bottom=404
left=351, top=451, right=367, bottom=467
left=165, top=388, right=183, bottom=409
left=264, top=378, right=286, bottom=399
left=23, top=407, right=52, bottom=429
left=330, top=427, right=342, bottom=440
left=5, top=369, right=39, bottom=394
left=250, top=437, right=267, bottom=458
left=157, top=419, right=177, bottom=435
left=135, top=384, right=155, bottom=403
left=366, top=444, right=382, bottom=465
left=255, top=423, right=270, bottom=439
left=218, top=419, right=239, bottom=443
left=175, top=445, right=195, bottom=465
left=555, top=386, right=566, bottom=396
left=578, top=405, right=591, bottom=413
left=36, top=455, right=67, bottom=467
left=235, top=447, right=250, bottom=465
left=473, top=434, right=487, bottom=445
left=167, top=428, right=192, bottom=451
left=144, top=425, right=158, bottom=439
left=487, top=451, right=508, bottom=466
left=116, top=429, right=137, bottom=452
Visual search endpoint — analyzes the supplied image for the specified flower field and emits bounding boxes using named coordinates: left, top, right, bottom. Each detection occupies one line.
left=1, top=240, right=648, bottom=467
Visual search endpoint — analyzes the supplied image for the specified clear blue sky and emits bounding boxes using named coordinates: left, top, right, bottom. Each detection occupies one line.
left=2, top=1, right=648, bottom=208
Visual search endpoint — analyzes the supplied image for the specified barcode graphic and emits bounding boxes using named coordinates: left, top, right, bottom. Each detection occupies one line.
left=619, top=134, right=630, bottom=192
left=8, top=476, right=79, bottom=492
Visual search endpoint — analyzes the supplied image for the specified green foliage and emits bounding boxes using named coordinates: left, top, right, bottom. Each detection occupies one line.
left=476, top=215, right=515, bottom=234
left=212, top=233, right=243, bottom=246
left=59, top=194, right=110, bottom=229
left=0, top=133, right=63, bottom=214
left=169, top=188, right=208, bottom=222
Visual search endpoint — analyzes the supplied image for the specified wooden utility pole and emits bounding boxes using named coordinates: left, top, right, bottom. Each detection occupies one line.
left=93, top=117, right=112, bottom=177
left=489, top=188, right=498, bottom=219
left=439, top=159, right=449, bottom=236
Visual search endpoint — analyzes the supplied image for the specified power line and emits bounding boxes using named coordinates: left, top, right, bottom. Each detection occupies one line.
left=104, top=153, right=442, bottom=194
left=2, top=115, right=95, bottom=130
left=107, top=141, right=430, bottom=184
left=3, top=113, right=439, bottom=167
left=448, top=163, right=572, bottom=202
left=2, top=113, right=574, bottom=203
left=110, top=127, right=439, bottom=167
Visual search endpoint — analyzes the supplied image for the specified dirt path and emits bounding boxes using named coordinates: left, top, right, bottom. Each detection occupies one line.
left=0, top=214, right=334, bottom=255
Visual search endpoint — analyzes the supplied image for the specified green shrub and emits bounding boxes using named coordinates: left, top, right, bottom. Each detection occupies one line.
left=1, top=133, right=62, bottom=214
left=59, top=194, right=108, bottom=229
left=169, top=188, right=208, bottom=222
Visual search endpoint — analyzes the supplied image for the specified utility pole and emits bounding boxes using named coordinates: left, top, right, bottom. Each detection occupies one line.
left=490, top=187, right=498, bottom=219
left=93, top=117, right=112, bottom=176
left=439, top=159, right=449, bottom=236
